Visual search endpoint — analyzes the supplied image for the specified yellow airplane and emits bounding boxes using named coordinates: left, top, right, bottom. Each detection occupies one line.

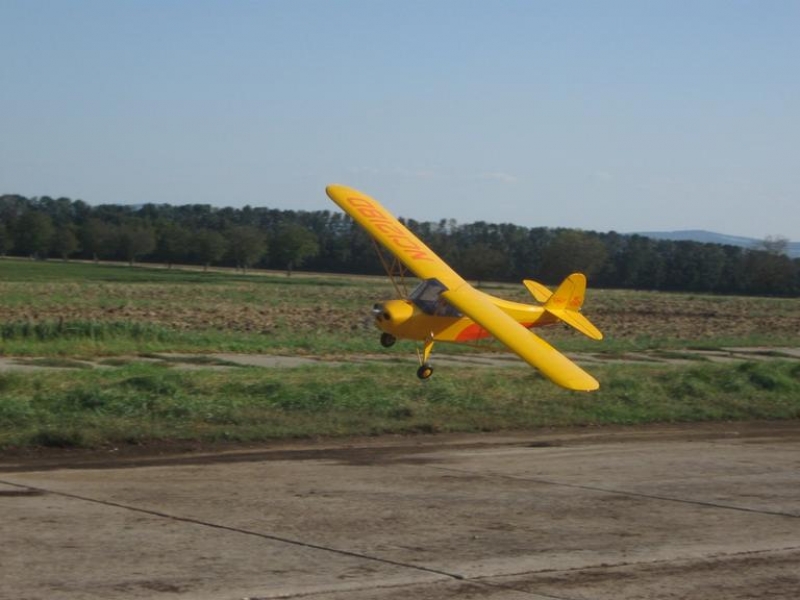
left=326, top=184, right=603, bottom=391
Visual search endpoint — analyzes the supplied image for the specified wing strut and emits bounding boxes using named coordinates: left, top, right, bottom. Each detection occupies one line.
left=371, top=238, right=412, bottom=298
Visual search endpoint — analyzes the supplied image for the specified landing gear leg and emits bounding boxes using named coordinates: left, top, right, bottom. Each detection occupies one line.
left=416, top=337, right=435, bottom=380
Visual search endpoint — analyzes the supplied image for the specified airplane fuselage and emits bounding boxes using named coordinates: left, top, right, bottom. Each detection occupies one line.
left=373, top=292, right=558, bottom=344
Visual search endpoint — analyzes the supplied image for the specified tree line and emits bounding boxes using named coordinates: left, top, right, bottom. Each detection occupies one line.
left=1, top=194, right=798, bottom=296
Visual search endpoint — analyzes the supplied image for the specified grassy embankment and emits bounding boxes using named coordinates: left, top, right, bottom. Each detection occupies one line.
left=1, top=259, right=799, bottom=449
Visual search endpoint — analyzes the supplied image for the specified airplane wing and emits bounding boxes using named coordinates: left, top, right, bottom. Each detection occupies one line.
left=326, top=184, right=465, bottom=289
left=442, top=284, right=600, bottom=391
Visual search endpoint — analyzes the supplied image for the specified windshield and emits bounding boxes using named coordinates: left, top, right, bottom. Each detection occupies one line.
left=408, top=279, right=462, bottom=317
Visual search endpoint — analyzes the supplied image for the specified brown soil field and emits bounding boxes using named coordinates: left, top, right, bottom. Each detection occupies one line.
left=588, top=290, right=800, bottom=342
left=1, top=279, right=375, bottom=335
left=2, top=276, right=799, bottom=344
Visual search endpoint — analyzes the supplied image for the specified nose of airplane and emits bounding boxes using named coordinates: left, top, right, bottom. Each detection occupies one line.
left=372, top=303, right=388, bottom=320
left=372, top=300, right=413, bottom=326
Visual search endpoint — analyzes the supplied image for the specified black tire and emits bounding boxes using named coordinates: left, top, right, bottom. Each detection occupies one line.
left=380, top=333, right=397, bottom=348
left=416, top=364, right=434, bottom=380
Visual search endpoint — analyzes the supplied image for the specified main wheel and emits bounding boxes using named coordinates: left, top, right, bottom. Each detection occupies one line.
left=416, top=364, right=434, bottom=380
left=380, top=333, right=397, bottom=348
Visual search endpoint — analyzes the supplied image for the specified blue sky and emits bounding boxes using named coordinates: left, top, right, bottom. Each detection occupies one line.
left=2, top=1, right=798, bottom=239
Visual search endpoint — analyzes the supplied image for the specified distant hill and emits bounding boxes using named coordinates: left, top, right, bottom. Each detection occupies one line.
left=635, top=230, right=800, bottom=259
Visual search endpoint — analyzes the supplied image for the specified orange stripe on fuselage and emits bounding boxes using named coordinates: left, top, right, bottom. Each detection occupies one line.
left=455, top=322, right=490, bottom=342
left=346, top=196, right=435, bottom=262
left=455, top=321, right=536, bottom=342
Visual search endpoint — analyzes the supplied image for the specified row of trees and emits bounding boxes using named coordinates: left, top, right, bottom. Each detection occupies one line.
left=1, top=194, right=798, bottom=296
left=0, top=195, right=321, bottom=274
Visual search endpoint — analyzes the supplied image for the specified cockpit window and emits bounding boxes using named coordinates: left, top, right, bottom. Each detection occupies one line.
left=409, top=279, right=462, bottom=317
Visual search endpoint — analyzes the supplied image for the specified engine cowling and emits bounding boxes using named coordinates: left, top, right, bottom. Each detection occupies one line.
left=372, top=299, right=414, bottom=328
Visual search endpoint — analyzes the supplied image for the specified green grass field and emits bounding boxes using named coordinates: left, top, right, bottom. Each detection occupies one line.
left=1, top=259, right=799, bottom=450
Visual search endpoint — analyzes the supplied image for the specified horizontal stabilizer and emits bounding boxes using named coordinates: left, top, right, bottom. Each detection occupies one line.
left=522, top=279, right=552, bottom=304
left=547, top=307, right=603, bottom=340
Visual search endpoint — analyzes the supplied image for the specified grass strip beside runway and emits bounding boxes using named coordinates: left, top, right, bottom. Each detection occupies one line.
left=1, top=360, right=799, bottom=450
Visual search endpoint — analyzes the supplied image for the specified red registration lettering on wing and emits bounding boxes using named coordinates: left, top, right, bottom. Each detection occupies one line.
left=347, top=196, right=434, bottom=262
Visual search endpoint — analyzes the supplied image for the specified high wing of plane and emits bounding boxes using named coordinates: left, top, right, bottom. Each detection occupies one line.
left=326, top=184, right=603, bottom=392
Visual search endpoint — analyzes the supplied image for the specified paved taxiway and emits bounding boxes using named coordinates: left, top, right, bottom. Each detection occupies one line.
left=1, top=422, right=799, bottom=599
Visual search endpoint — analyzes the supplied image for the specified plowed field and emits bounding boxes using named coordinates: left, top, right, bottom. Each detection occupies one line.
left=2, top=272, right=798, bottom=345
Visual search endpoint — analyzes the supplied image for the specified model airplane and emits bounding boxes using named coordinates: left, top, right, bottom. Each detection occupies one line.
left=326, top=184, right=603, bottom=391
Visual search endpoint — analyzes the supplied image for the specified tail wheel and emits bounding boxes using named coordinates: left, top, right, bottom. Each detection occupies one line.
left=380, top=333, right=397, bottom=348
left=416, top=364, right=434, bottom=380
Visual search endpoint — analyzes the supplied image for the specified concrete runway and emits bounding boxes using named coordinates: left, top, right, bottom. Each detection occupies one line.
left=1, top=422, right=799, bottom=599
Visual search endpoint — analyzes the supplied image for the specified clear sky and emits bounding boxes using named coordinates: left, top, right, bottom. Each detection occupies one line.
left=2, top=1, right=798, bottom=240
